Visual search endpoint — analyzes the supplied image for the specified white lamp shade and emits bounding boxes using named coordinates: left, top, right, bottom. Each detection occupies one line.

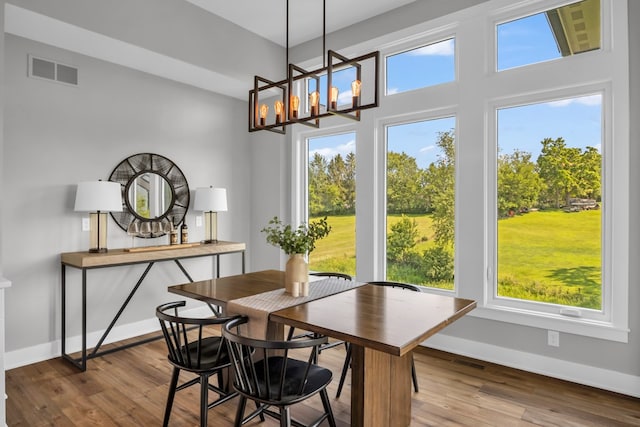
left=74, top=181, right=123, bottom=212
left=194, top=187, right=228, bottom=212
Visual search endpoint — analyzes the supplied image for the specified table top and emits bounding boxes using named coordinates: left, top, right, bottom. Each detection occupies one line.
left=271, top=284, right=476, bottom=357
left=168, top=269, right=285, bottom=307
left=61, top=241, right=246, bottom=268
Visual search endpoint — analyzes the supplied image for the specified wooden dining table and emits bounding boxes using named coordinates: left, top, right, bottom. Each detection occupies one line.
left=168, top=269, right=476, bottom=427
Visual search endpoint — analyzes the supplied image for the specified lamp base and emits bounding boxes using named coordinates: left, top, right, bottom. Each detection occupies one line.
left=201, top=239, right=219, bottom=244
left=89, top=248, right=108, bottom=253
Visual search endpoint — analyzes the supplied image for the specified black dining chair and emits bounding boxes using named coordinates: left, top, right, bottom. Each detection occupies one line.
left=286, top=272, right=352, bottom=361
left=156, top=301, right=239, bottom=427
left=223, top=316, right=337, bottom=427
left=335, top=280, right=422, bottom=398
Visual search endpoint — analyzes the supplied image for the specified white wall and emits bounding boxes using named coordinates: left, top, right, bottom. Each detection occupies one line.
left=2, top=34, right=251, bottom=360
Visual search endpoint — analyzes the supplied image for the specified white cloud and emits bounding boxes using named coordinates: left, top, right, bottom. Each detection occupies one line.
left=408, top=39, right=454, bottom=56
left=419, top=145, right=436, bottom=153
left=387, top=87, right=400, bottom=95
left=337, top=90, right=353, bottom=105
left=310, top=139, right=355, bottom=159
left=546, top=94, right=601, bottom=108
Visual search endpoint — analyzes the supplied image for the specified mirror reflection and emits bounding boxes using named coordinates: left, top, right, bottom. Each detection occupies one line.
left=109, top=153, right=190, bottom=239
left=128, top=173, right=173, bottom=219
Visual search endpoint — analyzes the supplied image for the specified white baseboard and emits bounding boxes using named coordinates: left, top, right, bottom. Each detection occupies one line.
left=4, top=305, right=212, bottom=371
left=6, top=315, right=640, bottom=398
left=425, top=334, right=640, bottom=398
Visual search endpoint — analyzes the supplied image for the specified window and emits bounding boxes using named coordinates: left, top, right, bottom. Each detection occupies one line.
left=496, top=94, right=602, bottom=310
left=291, top=0, right=627, bottom=341
left=386, top=38, right=455, bottom=95
left=386, top=117, right=456, bottom=290
left=497, top=0, right=601, bottom=71
left=307, top=132, right=357, bottom=276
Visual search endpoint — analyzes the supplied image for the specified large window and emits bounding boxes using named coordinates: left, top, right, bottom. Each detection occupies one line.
left=307, top=132, right=356, bottom=276
left=292, top=0, right=627, bottom=341
left=386, top=118, right=456, bottom=290
left=496, top=94, right=602, bottom=309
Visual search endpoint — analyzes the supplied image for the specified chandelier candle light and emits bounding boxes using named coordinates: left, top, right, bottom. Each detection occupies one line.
left=248, top=0, right=379, bottom=134
left=194, top=186, right=228, bottom=244
left=74, top=180, right=123, bottom=253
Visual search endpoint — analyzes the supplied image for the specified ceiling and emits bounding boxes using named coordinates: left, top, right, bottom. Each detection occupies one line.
left=184, top=0, right=417, bottom=47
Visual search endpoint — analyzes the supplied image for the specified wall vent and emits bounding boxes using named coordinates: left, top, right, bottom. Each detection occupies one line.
left=28, top=55, right=78, bottom=86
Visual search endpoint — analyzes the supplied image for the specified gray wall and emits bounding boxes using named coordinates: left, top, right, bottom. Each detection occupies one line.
left=2, top=33, right=250, bottom=354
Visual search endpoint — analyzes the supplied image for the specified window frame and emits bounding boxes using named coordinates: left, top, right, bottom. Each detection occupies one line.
left=480, top=0, right=629, bottom=342
left=289, top=0, right=628, bottom=342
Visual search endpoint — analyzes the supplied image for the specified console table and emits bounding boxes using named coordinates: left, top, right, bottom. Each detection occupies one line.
left=61, top=241, right=245, bottom=371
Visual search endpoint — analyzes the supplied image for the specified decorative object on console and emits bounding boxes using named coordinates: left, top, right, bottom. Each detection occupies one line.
left=108, top=153, right=189, bottom=238
left=74, top=180, right=123, bottom=253
left=261, top=216, right=331, bottom=296
left=193, top=186, right=227, bottom=244
left=248, top=0, right=379, bottom=134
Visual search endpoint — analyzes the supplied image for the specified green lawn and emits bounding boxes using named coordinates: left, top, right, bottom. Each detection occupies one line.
left=310, top=210, right=602, bottom=309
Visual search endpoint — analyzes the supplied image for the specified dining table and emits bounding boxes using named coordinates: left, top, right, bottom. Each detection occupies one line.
left=168, top=269, right=476, bottom=427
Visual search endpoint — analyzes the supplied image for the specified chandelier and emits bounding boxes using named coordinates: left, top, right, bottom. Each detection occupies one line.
left=248, top=0, right=379, bottom=134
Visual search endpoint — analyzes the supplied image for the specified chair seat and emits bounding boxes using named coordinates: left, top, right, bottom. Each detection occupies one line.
left=246, top=356, right=333, bottom=405
left=174, top=336, right=230, bottom=372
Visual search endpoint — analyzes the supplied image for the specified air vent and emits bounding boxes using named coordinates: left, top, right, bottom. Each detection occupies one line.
left=28, top=55, right=78, bottom=86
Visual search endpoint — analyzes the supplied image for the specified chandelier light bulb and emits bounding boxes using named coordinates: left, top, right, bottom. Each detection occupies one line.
left=259, top=104, right=269, bottom=126
left=274, top=100, right=284, bottom=124
left=330, top=86, right=339, bottom=109
left=351, top=80, right=361, bottom=107
left=309, top=91, right=320, bottom=116
left=290, top=95, right=300, bottom=119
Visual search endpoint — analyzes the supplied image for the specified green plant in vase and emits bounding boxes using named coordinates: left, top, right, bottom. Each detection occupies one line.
left=261, top=216, right=331, bottom=295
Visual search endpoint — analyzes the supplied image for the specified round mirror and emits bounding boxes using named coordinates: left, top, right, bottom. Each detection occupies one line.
left=109, top=153, right=190, bottom=238
left=127, top=172, right=173, bottom=219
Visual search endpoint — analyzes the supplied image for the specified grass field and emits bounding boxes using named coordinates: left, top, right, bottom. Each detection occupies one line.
left=310, top=210, right=602, bottom=309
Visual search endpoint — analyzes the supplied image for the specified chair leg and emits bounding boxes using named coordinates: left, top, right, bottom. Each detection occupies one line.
left=287, top=326, right=295, bottom=340
left=163, top=367, right=180, bottom=427
left=234, top=395, right=247, bottom=427
left=280, top=406, right=291, bottom=427
left=411, top=355, right=419, bottom=392
left=320, top=388, right=337, bottom=427
left=200, top=374, right=209, bottom=427
left=336, top=343, right=352, bottom=398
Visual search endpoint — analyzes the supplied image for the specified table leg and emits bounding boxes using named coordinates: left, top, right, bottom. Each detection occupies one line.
left=350, top=344, right=412, bottom=427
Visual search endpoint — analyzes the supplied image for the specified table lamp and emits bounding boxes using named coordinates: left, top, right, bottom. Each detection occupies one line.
left=194, top=186, right=227, bottom=244
left=74, top=180, right=123, bottom=253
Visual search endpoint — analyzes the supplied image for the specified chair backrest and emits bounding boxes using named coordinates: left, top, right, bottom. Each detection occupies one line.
left=156, top=301, right=237, bottom=372
left=367, top=280, right=422, bottom=292
left=222, top=316, right=330, bottom=405
left=310, top=271, right=352, bottom=280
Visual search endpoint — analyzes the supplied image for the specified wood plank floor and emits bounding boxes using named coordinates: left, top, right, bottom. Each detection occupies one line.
left=6, top=331, right=640, bottom=426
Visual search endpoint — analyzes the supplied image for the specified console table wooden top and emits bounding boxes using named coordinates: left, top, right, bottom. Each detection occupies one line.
left=61, top=241, right=246, bottom=268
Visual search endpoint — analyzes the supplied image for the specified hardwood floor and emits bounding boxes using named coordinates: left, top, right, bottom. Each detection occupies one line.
left=6, top=332, right=640, bottom=426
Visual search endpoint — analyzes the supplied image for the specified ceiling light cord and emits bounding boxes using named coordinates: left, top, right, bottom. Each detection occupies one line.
left=322, top=0, right=326, bottom=68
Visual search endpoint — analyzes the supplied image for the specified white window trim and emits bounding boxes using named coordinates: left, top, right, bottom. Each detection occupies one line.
left=480, top=0, right=629, bottom=342
left=289, top=0, right=629, bottom=342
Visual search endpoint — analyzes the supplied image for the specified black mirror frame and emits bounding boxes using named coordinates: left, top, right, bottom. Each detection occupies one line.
left=108, top=153, right=189, bottom=238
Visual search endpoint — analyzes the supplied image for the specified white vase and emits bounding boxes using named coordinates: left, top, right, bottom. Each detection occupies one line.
left=285, top=254, right=308, bottom=296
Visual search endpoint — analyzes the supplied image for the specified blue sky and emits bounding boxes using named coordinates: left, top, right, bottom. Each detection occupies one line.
left=309, top=8, right=602, bottom=170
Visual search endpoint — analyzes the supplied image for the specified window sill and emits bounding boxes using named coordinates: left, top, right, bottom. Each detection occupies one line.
left=469, top=304, right=629, bottom=343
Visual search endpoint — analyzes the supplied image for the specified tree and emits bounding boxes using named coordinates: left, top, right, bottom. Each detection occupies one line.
left=308, top=153, right=329, bottom=215
left=424, top=130, right=455, bottom=247
left=497, top=150, right=544, bottom=216
left=575, top=146, right=601, bottom=200
left=387, top=152, right=423, bottom=213
left=537, top=137, right=576, bottom=207
left=387, top=215, right=419, bottom=262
